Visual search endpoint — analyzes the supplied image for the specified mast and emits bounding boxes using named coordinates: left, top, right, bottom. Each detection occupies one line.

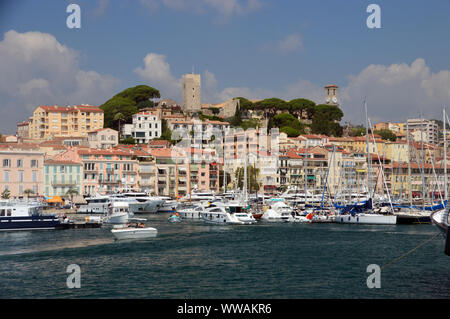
left=407, top=121, right=413, bottom=208
left=304, top=140, right=308, bottom=207
left=444, top=109, right=447, bottom=200
left=243, top=151, right=248, bottom=205
left=420, top=115, right=425, bottom=211
left=175, top=157, right=178, bottom=200
left=365, top=100, right=371, bottom=200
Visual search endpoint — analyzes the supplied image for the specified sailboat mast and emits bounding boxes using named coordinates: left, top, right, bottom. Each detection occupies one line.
left=444, top=109, right=447, bottom=200
left=365, top=100, right=371, bottom=199
left=407, top=121, right=413, bottom=207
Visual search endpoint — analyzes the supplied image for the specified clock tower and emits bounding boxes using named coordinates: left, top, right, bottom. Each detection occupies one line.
left=325, top=84, right=339, bottom=106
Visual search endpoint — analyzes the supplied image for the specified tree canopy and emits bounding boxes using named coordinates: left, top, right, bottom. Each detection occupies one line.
left=101, top=85, right=161, bottom=130
left=310, top=104, right=344, bottom=137
left=374, top=129, right=397, bottom=142
left=270, top=113, right=305, bottom=137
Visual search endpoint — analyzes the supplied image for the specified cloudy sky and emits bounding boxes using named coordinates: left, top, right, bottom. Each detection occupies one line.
left=0, top=0, right=449, bottom=133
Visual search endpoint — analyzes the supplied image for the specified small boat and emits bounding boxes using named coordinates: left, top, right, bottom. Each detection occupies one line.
left=103, top=202, right=131, bottom=224
left=111, top=222, right=158, bottom=240
left=168, top=213, right=181, bottom=223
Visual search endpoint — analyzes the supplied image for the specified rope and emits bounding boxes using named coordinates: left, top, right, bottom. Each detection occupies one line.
left=381, top=232, right=442, bottom=270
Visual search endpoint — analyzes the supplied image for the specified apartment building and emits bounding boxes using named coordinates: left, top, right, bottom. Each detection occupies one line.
left=28, top=105, right=104, bottom=139
left=43, top=159, right=83, bottom=198
left=407, top=119, right=439, bottom=145
left=0, top=146, right=44, bottom=198
left=88, top=128, right=119, bottom=149
left=129, top=111, right=162, bottom=143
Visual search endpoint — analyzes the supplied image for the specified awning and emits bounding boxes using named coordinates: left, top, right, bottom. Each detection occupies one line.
left=47, top=196, right=64, bottom=203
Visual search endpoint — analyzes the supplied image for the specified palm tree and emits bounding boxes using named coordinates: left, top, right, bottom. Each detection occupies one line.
left=23, top=189, right=34, bottom=199
left=113, top=112, right=125, bottom=138
left=1, top=189, right=10, bottom=199
left=66, top=188, right=79, bottom=204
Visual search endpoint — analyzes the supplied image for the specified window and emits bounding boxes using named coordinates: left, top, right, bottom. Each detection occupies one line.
left=3, top=159, right=11, bottom=167
left=18, top=171, right=24, bottom=182
left=17, top=159, right=23, bottom=168
left=32, top=171, right=38, bottom=182
left=4, top=171, right=9, bottom=182
left=31, top=160, right=38, bottom=168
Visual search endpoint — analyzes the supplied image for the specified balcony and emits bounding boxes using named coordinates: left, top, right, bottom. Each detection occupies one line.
left=99, top=180, right=120, bottom=184
left=51, top=181, right=77, bottom=187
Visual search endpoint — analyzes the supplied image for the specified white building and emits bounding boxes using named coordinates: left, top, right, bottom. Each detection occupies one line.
left=407, top=119, right=439, bottom=145
left=130, top=111, right=162, bottom=144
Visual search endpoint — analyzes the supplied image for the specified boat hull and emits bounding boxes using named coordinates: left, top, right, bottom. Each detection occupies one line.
left=334, top=214, right=397, bottom=225
left=111, top=227, right=158, bottom=240
left=0, top=216, right=61, bottom=231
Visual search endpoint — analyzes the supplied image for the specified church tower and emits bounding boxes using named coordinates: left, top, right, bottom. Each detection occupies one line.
left=324, top=84, right=339, bottom=106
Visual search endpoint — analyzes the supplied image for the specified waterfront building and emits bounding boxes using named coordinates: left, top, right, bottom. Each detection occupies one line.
left=0, top=145, right=44, bottom=198
left=77, top=148, right=139, bottom=195
left=43, top=159, right=82, bottom=198
left=28, top=105, right=104, bottom=139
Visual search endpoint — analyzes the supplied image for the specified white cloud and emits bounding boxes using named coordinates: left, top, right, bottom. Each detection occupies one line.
left=277, top=33, right=303, bottom=53
left=134, top=53, right=182, bottom=100
left=340, top=58, right=450, bottom=125
left=0, top=30, right=120, bottom=133
left=139, top=0, right=263, bottom=17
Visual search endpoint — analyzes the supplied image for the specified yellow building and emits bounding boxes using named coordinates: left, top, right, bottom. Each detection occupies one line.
left=29, top=105, right=104, bottom=139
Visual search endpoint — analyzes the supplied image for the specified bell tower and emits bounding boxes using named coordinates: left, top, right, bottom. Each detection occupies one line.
left=325, top=84, right=339, bottom=106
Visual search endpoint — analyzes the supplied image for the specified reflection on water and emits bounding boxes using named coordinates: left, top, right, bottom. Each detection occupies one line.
left=0, top=214, right=448, bottom=299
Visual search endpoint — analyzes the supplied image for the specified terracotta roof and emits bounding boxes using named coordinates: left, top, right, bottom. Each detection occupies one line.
left=44, top=159, right=81, bottom=165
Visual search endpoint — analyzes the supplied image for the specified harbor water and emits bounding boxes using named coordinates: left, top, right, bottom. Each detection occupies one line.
left=0, top=214, right=448, bottom=299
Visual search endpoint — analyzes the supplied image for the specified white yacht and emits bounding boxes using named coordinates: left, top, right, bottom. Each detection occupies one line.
left=334, top=212, right=396, bottom=225
left=177, top=203, right=205, bottom=219
left=154, top=196, right=179, bottom=213
left=112, top=192, right=165, bottom=214
left=181, top=191, right=216, bottom=202
left=261, top=200, right=293, bottom=222
left=201, top=203, right=256, bottom=225
left=77, top=195, right=110, bottom=214
left=103, top=202, right=131, bottom=224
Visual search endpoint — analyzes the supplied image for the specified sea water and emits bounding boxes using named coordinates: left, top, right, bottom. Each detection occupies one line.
left=0, top=214, right=448, bottom=298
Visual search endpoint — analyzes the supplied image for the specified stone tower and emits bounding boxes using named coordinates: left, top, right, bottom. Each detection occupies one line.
left=324, top=84, right=339, bottom=106
left=182, top=73, right=201, bottom=113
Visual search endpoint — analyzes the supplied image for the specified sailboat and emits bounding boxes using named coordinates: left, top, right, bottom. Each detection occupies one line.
left=431, top=109, right=450, bottom=255
left=334, top=100, right=397, bottom=225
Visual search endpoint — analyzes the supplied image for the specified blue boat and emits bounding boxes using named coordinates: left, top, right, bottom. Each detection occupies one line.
left=0, top=201, right=61, bottom=231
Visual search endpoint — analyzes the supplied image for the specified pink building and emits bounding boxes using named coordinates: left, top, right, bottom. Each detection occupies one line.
left=0, top=145, right=44, bottom=198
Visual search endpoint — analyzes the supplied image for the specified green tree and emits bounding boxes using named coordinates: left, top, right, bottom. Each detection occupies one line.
left=113, top=112, right=125, bottom=137
left=66, top=188, right=79, bottom=203
left=1, top=189, right=10, bottom=199
left=350, top=126, right=366, bottom=137
left=235, top=166, right=260, bottom=192
left=120, top=137, right=136, bottom=145
left=374, top=129, right=397, bottom=142
left=136, top=100, right=155, bottom=110
left=234, top=97, right=253, bottom=110
left=100, top=85, right=160, bottom=130
left=288, top=98, right=316, bottom=119
left=311, top=104, right=344, bottom=136
left=270, top=113, right=305, bottom=137
left=229, top=104, right=243, bottom=127
left=23, top=189, right=34, bottom=198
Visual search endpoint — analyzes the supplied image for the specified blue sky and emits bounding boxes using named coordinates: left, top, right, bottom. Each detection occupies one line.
left=0, top=0, right=449, bottom=133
